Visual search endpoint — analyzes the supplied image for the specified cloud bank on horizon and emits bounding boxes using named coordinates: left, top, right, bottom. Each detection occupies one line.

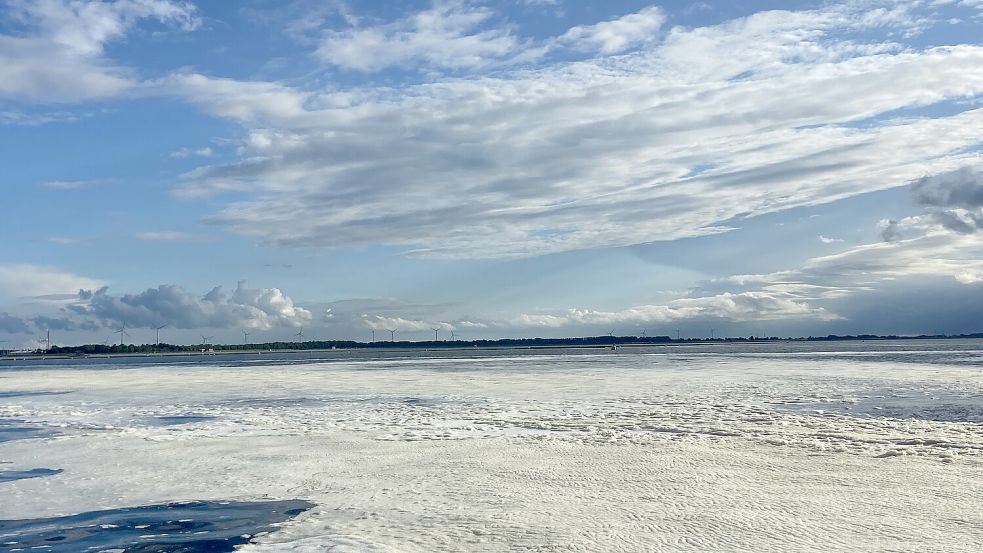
left=2, top=0, right=983, bottom=345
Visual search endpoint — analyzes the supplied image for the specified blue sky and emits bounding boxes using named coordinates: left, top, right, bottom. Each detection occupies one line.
left=2, top=0, right=983, bottom=347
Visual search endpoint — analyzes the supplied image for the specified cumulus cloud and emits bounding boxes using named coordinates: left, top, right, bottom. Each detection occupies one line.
left=70, top=281, right=312, bottom=330
left=906, top=166, right=983, bottom=233
left=0, top=0, right=198, bottom=102
left=172, top=2, right=983, bottom=259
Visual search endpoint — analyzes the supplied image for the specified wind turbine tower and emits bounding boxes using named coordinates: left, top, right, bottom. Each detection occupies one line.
left=115, top=323, right=130, bottom=347
left=432, top=327, right=440, bottom=341
left=155, top=324, right=168, bottom=348
left=389, top=328, right=397, bottom=342
left=243, top=330, right=251, bottom=345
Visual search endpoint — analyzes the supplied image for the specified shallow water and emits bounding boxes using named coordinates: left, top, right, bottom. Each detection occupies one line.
left=0, top=500, right=314, bottom=552
left=0, top=468, right=62, bottom=483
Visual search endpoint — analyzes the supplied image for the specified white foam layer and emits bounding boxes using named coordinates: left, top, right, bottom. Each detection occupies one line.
left=1, top=349, right=982, bottom=551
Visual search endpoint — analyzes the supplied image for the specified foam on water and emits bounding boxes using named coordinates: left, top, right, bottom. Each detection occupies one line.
left=1, top=341, right=982, bottom=551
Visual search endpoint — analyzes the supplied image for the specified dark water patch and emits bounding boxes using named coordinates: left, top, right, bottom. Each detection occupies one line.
left=225, top=397, right=328, bottom=408
left=401, top=397, right=433, bottom=407
left=0, top=391, right=70, bottom=399
left=0, top=419, right=58, bottom=443
left=0, top=499, right=314, bottom=552
left=0, top=468, right=62, bottom=483
left=772, top=391, right=983, bottom=423
left=156, top=415, right=216, bottom=426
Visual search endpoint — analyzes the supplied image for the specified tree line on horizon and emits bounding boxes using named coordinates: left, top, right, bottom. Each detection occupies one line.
left=6, top=332, right=982, bottom=356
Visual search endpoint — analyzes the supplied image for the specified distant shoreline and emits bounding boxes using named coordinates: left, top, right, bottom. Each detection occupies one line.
left=2, top=334, right=981, bottom=361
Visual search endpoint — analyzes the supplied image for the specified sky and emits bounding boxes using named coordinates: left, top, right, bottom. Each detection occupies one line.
left=1, top=0, right=983, bottom=348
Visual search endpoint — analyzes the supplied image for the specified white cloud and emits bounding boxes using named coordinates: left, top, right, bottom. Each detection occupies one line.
left=0, top=263, right=107, bottom=298
left=45, top=236, right=81, bottom=245
left=360, top=315, right=455, bottom=332
left=166, top=73, right=308, bottom=124
left=556, top=6, right=664, bottom=54
left=172, top=2, right=983, bottom=259
left=819, top=235, right=844, bottom=243
left=134, top=231, right=196, bottom=241
left=169, top=146, right=213, bottom=158
left=512, top=291, right=834, bottom=328
left=39, top=179, right=101, bottom=189
left=0, top=0, right=198, bottom=102
left=315, top=1, right=521, bottom=72
left=71, top=281, right=313, bottom=330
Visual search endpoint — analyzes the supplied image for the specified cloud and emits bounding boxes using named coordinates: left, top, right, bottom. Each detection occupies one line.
left=173, top=2, right=983, bottom=259
left=0, top=263, right=107, bottom=298
left=169, top=146, right=213, bottom=158
left=70, top=281, right=313, bottom=330
left=39, top=179, right=101, bottom=190
left=0, top=312, right=32, bottom=334
left=315, top=1, right=521, bottom=72
left=512, top=290, right=834, bottom=328
left=0, top=0, right=198, bottom=102
left=907, top=166, right=983, bottom=233
left=166, top=73, right=308, bottom=126
left=360, top=314, right=455, bottom=332
left=354, top=289, right=833, bottom=336
left=556, top=6, right=664, bottom=54
left=134, top=231, right=196, bottom=241
left=819, top=235, right=844, bottom=243
left=31, top=314, right=97, bottom=332
left=45, top=236, right=81, bottom=245
left=1, top=108, right=83, bottom=125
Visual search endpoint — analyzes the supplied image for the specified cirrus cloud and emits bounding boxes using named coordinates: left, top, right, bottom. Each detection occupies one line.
left=173, top=2, right=983, bottom=259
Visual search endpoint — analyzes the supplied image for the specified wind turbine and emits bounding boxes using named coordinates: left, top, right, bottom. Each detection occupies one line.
left=201, top=335, right=214, bottom=348
left=115, top=322, right=130, bottom=347
left=371, top=329, right=375, bottom=342
left=709, top=327, right=717, bottom=340
left=675, top=329, right=681, bottom=341
left=432, top=327, right=440, bottom=341
left=0, top=340, right=7, bottom=355
left=389, top=328, right=397, bottom=342
left=155, top=324, right=168, bottom=348
left=450, top=331, right=457, bottom=341
left=242, top=330, right=251, bottom=345
left=295, top=328, right=305, bottom=342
